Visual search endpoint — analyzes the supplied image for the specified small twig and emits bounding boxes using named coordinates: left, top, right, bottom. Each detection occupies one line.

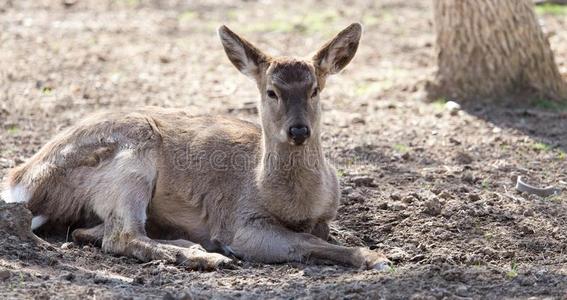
left=140, top=260, right=166, bottom=267
left=534, top=0, right=567, bottom=5
left=515, top=176, right=561, bottom=197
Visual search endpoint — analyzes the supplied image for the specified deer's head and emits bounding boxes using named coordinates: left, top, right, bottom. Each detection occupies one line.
left=219, top=23, right=362, bottom=147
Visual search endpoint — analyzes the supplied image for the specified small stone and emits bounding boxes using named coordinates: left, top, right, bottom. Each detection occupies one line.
left=409, top=192, right=422, bottom=201
left=423, top=197, right=443, bottom=216
left=351, top=116, right=366, bottom=124
left=519, top=224, right=535, bottom=235
left=60, top=272, right=75, bottom=281
left=523, top=208, right=534, bottom=217
left=388, top=248, right=408, bottom=262
left=302, top=267, right=320, bottom=277
left=468, top=193, right=481, bottom=202
left=445, top=101, right=461, bottom=116
left=455, top=152, right=474, bottom=165
left=46, top=255, right=59, bottom=266
left=390, top=192, right=402, bottom=201
left=62, top=0, right=78, bottom=7
left=402, top=195, right=416, bottom=204
left=347, top=192, right=365, bottom=204
left=0, top=270, right=11, bottom=281
left=342, top=186, right=354, bottom=195
left=449, top=137, right=461, bottom=145
left=61, top=242, right=74, bottom=250
left=159, top=56, right=172, bottom=64
left=132, top=275, right=145, bottom=285
left=517, top=275, right=535, bottom=286
left=438, top=191, right=452, bottom=200
left=93, top=275, right=110, bottom=284
left=352, top=176, right=377, bottom=187
left=388, top=202, right=407, bottom=211
left=455, top=285, right=468, bottom=297
left=163, top=293, right=176, bottom=300
left=461, top=172, right=475, bottom=184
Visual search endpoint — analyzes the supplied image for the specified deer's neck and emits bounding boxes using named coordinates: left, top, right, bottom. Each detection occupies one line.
left=254, top=131, right=334, bottom=226
left=257, top=132, right=326, bottom=182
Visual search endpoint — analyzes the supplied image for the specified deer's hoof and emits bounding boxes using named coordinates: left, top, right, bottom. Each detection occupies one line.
left=176, top=250, right=236, bottom=271
left=356, top=248, right=391, bottom=271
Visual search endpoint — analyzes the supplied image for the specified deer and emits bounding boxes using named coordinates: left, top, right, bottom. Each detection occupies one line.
left=0, top=23, right=390, bottom=271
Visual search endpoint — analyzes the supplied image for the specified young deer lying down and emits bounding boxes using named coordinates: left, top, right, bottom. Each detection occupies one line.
left=1, top=23, right=390, bottom=270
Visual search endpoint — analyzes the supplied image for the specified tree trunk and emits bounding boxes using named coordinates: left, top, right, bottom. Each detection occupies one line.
left=428, top=0, right=567, bottom=103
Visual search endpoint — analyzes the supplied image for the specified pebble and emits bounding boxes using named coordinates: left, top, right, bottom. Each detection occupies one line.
left=351, top=116, right=366, bottom=124
left=449, top=137, right=462, bottom=145
left=342, top=186, right=354, bottom=195
left=519, top=224, right=535, bottom=235
left=461, top=172, right=475, bottom=184
left=388, top=248, right=409, bottom=262
left=517, top=275, right=536, bottom=286
left=61, top=242, right=74, bottom=250
left=132, top=275, right=145, bottom=285
left=445, top=101, right=461, bottom=116
left=423, top=197, right=443, bottom=216
left=60, top=272, right=75, bottom=281
left=468, top=193, right=481, bottom=202
left=93, top=275, right=110, bottom=284
left=352, top=176, right=377, bottom=187
left=454, top=152, right=474, bottom=165
left=389, top=192, right=402, bottom=201
left=388, top=202, right=407, bottom=211
left=402, top=195, right=416, bottom=204
left=438, top=191, right=452, bottom=200
left=522, top=208, right=535, bottom=217
left=455, top=285, right=468, bottom=297
left=347, top=192, right=365, bottom=204
left=0, top=270, right=11, bottom=281
left=302, top=267, right=320, bottom=277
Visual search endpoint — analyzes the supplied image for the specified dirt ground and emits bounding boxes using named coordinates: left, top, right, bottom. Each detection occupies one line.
left=1, top=0, right=567, bottom=299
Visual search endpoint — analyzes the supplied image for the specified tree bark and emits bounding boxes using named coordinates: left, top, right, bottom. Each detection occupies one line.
left=429, top=0, right=567, bottom=103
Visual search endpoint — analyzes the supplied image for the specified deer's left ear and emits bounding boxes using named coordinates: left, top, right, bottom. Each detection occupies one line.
left=312, top=23, right=362, bottom=75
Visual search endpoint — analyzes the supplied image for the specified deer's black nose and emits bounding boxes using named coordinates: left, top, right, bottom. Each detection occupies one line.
left=288, top=125, right=310, bottom=145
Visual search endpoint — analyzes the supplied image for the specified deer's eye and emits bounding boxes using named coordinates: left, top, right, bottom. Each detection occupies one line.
left=267, top=90, right=278, bottom=100
left=311, top=87, right=319, bottom=98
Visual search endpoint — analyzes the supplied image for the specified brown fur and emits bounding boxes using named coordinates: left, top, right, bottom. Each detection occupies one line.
left=1, top=23, right=390, bottom=270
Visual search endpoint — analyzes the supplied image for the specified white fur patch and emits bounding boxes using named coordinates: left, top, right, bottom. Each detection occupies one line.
left=31, top=215, right=48, bottom=231
left=1, top=184, right=31, bottom=203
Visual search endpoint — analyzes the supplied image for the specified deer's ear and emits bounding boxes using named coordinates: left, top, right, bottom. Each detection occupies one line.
left=312, top=23, right=362, bottom=75
left=218, top=25, right=269, bottom=78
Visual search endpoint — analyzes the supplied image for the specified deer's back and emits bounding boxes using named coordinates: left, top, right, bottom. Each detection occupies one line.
left=7, top=107, right=262, bottom=245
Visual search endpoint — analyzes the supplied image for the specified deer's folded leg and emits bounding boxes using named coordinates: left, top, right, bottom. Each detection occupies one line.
left=311, top=221, right=330, bottom=241
left=229, top=221, right=390, bottom=270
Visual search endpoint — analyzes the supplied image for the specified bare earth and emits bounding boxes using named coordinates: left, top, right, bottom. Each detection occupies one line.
left=1, top=0, right=567, bottom=299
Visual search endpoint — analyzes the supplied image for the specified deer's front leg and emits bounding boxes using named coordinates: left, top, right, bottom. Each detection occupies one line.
left=229, top=222, right=390, bottom=270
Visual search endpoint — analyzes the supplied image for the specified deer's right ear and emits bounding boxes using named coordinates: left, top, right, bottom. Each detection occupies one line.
left=218, top=25, right=269, bottom=79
